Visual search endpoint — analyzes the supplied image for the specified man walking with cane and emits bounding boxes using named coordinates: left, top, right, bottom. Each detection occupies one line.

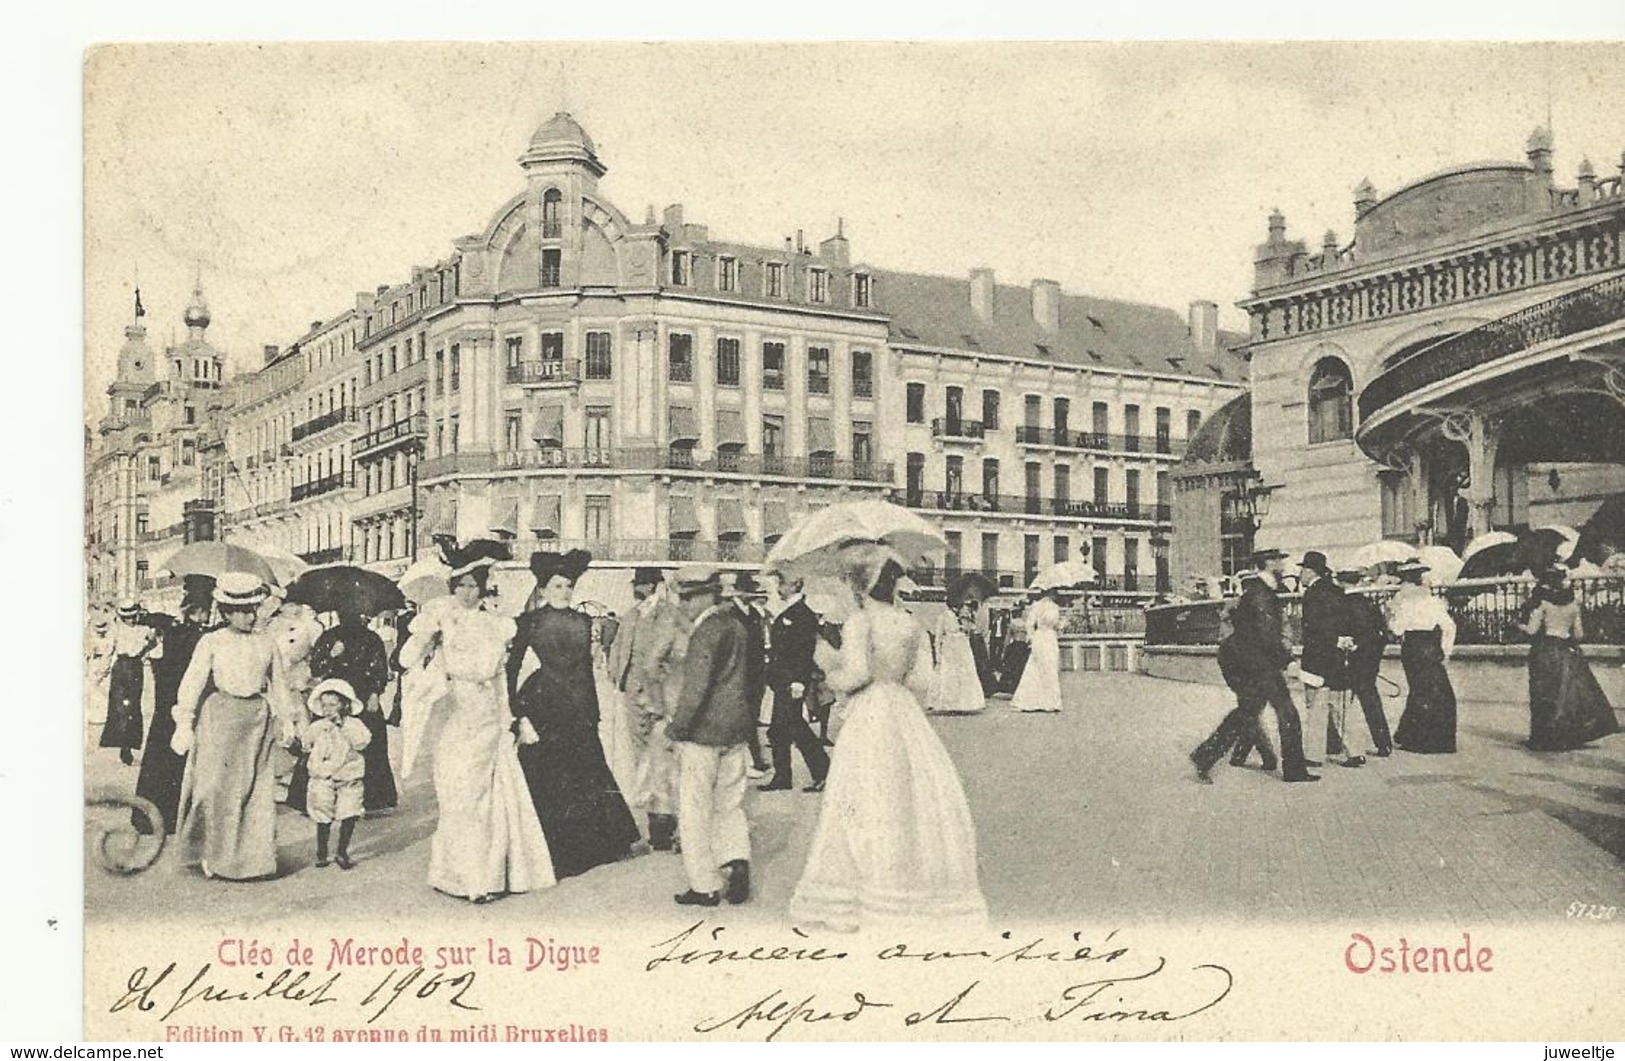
left=760, top=571, right=830, bottom=793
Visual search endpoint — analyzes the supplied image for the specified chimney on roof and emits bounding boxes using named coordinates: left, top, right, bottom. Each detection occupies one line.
left=663, top=203, right=684, bottom=231
left=970, top=268, right=996, bottom=323
left=1188, top=301, right=1219, bottom=356
left=310, top=320, right=323, bottom=331
left=796, top=229, right=805, bottom=254
left=263, top=344, right=280, bottom=365
left=819, top=218, right=850, bottom=267
left=1031, top=279, right=1060, bottom=333
left=376, top=284, right=389, bottom=296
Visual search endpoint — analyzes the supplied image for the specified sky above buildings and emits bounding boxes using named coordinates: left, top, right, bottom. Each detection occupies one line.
left=83, top=41, right=1625, bottom=412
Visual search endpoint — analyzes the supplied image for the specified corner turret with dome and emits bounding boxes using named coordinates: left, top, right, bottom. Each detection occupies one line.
left=519, top=111, right=606, bottom=178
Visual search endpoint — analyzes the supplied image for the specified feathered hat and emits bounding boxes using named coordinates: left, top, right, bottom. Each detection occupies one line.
left=439, top=537, right=513, bottom=580
left=530, top=548, right=593, bottom=587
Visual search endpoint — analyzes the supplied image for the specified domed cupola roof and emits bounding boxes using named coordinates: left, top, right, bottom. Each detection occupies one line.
left=183, top=283, right=210, bottom=331
left=519, top=111, right=606, bottom=177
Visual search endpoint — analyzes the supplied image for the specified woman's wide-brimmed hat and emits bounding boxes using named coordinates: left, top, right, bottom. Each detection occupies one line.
left=213, top=572, right=270, bottom=608
left=632, top=566, right=665, bottom=588
left=530, top=548, right=593, bottom=587
left=441, top=538, right=513, bottom=580
left=115, top=598, right=142, bottom=619
left=180, top=574, right=216, bottom=612
left=306, top=677, right=361, bottom=718
left=1393, top=559, right=1430, bottom=577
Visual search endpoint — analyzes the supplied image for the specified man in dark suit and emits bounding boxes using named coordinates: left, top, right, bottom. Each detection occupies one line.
left=1298, top=550, right=1370, bottom=768
left=667, top=568, right=754, bottom=907
left=728, top=571, right=772, bottom=776
left=1337, top=568, right=1393, bottom=757
left=760, top=573, right=831, bottom=793
left=1190, top=548, right=1319, bottom=784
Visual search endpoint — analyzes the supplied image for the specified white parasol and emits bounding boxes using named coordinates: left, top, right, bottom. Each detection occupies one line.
left=1415, top=545, right=1464, bottom=584
left=764, top=499, right=945, bottom=578
left=397, top=556, right=454, bottom=605
left=1344, top=540, right=1419, bottom=570
left=1029, top=559, right=1095, bottom=591
left=1461, top=531, right=1519, bottom=563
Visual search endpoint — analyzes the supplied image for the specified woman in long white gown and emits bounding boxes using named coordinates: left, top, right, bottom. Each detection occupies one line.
left=927, top=606, right=988, bottom=715
left=791, top=555, right=987, bottom=931
left=399, top=560, right=555, bottom=903
left=1011, top=589, right=1064, bottom=713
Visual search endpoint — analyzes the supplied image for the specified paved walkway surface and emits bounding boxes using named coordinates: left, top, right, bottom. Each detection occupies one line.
left=84, top=673, right=1625, bottom=928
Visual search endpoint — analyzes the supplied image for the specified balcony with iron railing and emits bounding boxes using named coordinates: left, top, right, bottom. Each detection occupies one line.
left=901, top=490, right=1171, bottom=522
left=506, top=359, right=582, bottom=387
left=853, top=376, right=874, bottom=399
left=291, top=405, right=357, bottom=442
left=1356, top=272, right=1625, bottom=436
left=421, top=447, right=896, bottom=485
left=526, top=538, right=770, bottom=564
left=354, top=413, right=428, bottom=459
left=1015, top=426, right=1186, bottom=458
left=299, top=546, right=349, bottom=565
left=931, top=418, right=985, bottom=443
left=290, top=470, right=356, bottom=503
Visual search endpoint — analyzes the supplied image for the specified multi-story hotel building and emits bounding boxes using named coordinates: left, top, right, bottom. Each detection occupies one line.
left=1239, top=130, right=1625, bottom=561
left=92, top=113, right=1250, bottom=604
left=87, top=286, right=229, bottom=604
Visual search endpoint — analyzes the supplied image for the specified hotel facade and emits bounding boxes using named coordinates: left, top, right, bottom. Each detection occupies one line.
left=88, top=114, right=1249, bottom=606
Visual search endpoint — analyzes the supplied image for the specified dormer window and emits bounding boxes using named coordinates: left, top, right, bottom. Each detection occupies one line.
left=809, top=267, right=830, bottom=304
left=853, top=272, right=872, bottom=308
left=717, top=255, right=739, bottom=292
left=671, top=250, right=692, bottom=286
left=542, top=188, right=563, bottom=239
left=765, top=261, right=786, bottom=299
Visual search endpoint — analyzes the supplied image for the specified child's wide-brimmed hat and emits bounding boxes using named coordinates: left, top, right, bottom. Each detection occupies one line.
left=306, top=677, right=361, bottom=718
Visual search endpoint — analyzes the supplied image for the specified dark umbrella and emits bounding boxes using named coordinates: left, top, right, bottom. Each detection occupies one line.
left=1519, top=528, right=1577, bottom=571
left=946, top=571, right=998, bottom=610
left=285, top=565, right=406, bottom=616
left=1575, top=493, right=1625, bottom=564
left=1457, top=541, right=1529, bottom=579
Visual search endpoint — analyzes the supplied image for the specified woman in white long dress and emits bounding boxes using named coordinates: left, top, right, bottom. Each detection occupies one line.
left=1011, top=589, right=1064, bottom=713
left=791, top=555, right=987, bottom=932
left=928, top=606, right=988, bottom=715
left=399, top=558, right=554, bottom=903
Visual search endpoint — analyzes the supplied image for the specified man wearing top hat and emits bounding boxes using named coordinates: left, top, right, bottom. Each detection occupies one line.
left=608, top=566, right=689, bottom=851
left=1191, top=548, right=1320, bottom=784
left=760, top=570, right=831, bottom=793
left=1297, top=550, right=1370, bottom=768
left=1336, top=567, right=1394, bottom=757
left=667, top=567, right=754, bottom=906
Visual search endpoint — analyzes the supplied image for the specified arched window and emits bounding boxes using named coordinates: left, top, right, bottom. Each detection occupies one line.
left=1308, top=357, right=1354, bottom=443
left=541, top=189, right=563, bottom=239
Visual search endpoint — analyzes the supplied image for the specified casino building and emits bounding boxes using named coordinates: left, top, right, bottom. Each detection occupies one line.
left=90, top=113, right=1250, bottom=604
left=1238, top=130, right=1625, bottom=561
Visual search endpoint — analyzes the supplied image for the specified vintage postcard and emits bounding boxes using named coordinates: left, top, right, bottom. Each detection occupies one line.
left=81, top=41, right=1625, bottom=1042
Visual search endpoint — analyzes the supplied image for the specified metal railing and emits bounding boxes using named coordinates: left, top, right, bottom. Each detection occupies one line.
left=506, top=359, right=582, bottom=386
left=853, top=377, right=874, bottom=399
left=1014, top=426, right=1186, bottom=457
left=354, top=413, right=427, bottom=457
left=291, top=406, right=357, bottom=442
left=299, top=546, right=348, bottom=565
left=529, top=538, right=770, bottom=564
left=1145, top=575, right=1625, bottom=647
left=422, top=447, right=896, bottom=484
left=1358, top=272, right=1625, bottom=423
left=902, top=491, right=1170, bottom=522
left=290, top=470, right=356, bottom=502
left=931, top=418, right=985, bottom=440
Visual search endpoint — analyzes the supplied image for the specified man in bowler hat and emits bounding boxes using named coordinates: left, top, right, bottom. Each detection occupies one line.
left=1297, top=550, right=1368, bottom=768
left=667, top=568, right=754, bottom=906
left=1191, top=548, right=1320, bottom=783
left=1336, top=568, right=1394, bottom=757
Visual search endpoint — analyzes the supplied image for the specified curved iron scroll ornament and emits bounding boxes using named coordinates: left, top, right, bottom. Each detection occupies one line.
left=86, top=789, right=166, bottom=875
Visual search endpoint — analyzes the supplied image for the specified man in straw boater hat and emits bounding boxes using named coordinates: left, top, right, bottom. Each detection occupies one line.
left=606, top=566, right=689, bottom=853
left=1190, top=548, right=1320, bottom=785
left=666, top=567, right=754, bottom=906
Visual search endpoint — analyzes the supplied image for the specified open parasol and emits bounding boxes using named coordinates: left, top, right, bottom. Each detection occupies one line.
left=1458, top=541, right=1528, bottom=579
left=1415, top=545, right=1463, bottom=584
left=1345, top=540, right=1419, bottom=570
left=946, top=571, right=998, bottom=610
left=764, top=499, right=945, bottom=578
left=1029, top=559, right=1096, bottom=591
left=285, top=565, right=406, bottom=616
left=158, top=541, right=277, bottom=585
left=397, top=556, right=455, bottom=605
left=227, top=537, right=309, bottom=586
left=1461, top=531, right=1519, bottom=563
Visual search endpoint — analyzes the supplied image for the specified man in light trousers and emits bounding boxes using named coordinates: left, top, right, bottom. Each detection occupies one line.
left=666, top=567, right=754, bottom=907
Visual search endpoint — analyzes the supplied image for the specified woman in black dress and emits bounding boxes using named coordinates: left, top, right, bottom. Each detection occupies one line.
left=507, top=550, right=640, bottom=879
left=1518, top=566, right=1621, bottom=751
left=310, top=604, right=398, bottom=812
left=133, top=578, right=215, bottom=834
left=1386, top=561, right=1459, bottom=754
